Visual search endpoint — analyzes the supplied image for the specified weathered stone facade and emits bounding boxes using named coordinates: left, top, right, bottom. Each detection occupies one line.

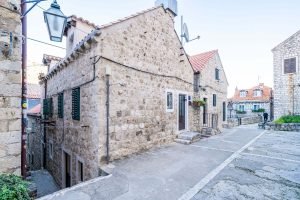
left=41, top=6, right=194, bottom=188
left=190, top=50, right=228, bottom=132
left=0, top=0, right=22, bottom=174
left=272, top=30, right=300, bottom=119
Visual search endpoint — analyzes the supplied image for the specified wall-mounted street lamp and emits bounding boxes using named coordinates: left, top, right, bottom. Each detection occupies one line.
left=43, top=0, right=67, bottom=42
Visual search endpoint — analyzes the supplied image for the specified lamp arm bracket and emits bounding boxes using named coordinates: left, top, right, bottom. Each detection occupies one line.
left=21, top=0, right=47, bottom=18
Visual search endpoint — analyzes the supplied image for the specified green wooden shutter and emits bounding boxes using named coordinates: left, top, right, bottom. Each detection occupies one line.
left=43, top=98, right=53, bottom=119
left=58, top=93, right=64, bottom=118
left=72, top=88, right=80, bottom=120
left=43, top=98, right=49, bottom=119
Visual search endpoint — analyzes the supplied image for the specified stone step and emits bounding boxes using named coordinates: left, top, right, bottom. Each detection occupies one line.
left=174, top=138, right=191, bottom=145
left=178, top=131, right=201, bottom=141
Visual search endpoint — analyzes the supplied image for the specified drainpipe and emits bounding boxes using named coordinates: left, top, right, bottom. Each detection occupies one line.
left=21, top=0, right=27, bottom=178
left=43, top=79, right=47, bottom=168
left=105, top=66, right=111, bottom=164
left=106, top=74, right=110, bottom=164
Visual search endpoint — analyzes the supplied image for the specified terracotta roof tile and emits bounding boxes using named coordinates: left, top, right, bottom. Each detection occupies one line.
left=189, top=50, right=218, bottom=72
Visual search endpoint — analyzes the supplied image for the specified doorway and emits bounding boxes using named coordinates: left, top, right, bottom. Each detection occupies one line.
left=63, top=151, right=71, bottom=188
left=178, top=94, right=187, bottom=131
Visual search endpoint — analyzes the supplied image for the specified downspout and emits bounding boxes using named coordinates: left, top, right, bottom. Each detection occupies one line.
left=105, top=74, right=110, bottom=164
left=21, top=0, right=27, bottom=178
left=43, top=79, right=47, bottom=169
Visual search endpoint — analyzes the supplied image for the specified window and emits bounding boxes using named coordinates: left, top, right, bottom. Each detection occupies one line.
left=253, top=90, right=262, bottom=97
left=284, top=57, right=297, bottom=74
left=166, top=91, right=174, bottom=112
left=240, top=91, right=247, bottom=97
left=72, top=88, right=80, bottom=120
left=77, top=160, right=84, bottom=183
left=253, top=104, right=260, bottom=111
left=43, top=98, right=53, bottom=119
left=213, top=94, right=217, bottom=107
left=58, top=93, right=64, bottom=118
left=49, top=141, right=53, bottom=160
left=223, top=102, right=226, bottom=121
left=215, top=68, right=220, bottom=80
left=239, top=105, right=245, bottom=111
left=194, top=73, right=200, bottom=92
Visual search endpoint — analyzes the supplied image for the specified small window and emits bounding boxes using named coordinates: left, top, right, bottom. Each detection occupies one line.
left=194, top=73, right=200, bottom=92
left=253, top=104, right=260, bottom=111
left=284, top=57, right=297, bottom=74
left=253, top=90, right=262, bottom=97
left=215, top=68, right=220, bottom=80
left=77, top=160, right=84, bottom=183
left=213, top=94, right=217, bottom=107
left=240, top=91, right=247, bottom=97
left=166, top=91, right=174, bottom=112
left=239, top=105, right=245, bottom=111
left=49, top=141, right=53, bottom=160
left=72, top=88, right=80, bottom=120
left=58, top=93, right=64, bottom=118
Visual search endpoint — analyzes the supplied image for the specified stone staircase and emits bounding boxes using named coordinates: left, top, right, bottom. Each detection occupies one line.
left=201, top=127, right=220, bottom=138
left=175, top=131, right=201, bottom=145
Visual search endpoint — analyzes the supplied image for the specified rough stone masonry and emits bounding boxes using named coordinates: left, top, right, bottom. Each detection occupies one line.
left=0, top=0, right=22, bottom=175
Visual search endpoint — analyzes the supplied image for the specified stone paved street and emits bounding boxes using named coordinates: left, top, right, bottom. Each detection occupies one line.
left=39, top=124, right=300, bottom=200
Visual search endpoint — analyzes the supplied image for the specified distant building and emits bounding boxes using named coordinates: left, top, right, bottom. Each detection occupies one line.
left=190, top=50, right=228, bottom=133
left=272, top=30, right=300, bottom=119
left=229, top=83, right=273, bottom=119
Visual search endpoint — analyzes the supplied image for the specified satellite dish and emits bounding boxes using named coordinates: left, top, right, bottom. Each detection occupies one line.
left=182, top=23, right=189, bottom=42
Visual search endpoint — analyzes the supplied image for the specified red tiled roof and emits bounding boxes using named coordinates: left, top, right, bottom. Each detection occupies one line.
left=230, top=83, right=273, bottom=102
left=189, top=50, right=218, bottom=72
left=27, top=104, right=41, bottom=114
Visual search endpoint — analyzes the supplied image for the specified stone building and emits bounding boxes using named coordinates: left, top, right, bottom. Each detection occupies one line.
left=190, top=50, right=228, bottom=133
left=272, top=30, right=300, bottom=119
left=229, top=83, right=273, bottom=120
left=40, top=4, right=195, bottom=188
left=0, top=0, right=22, bottom=175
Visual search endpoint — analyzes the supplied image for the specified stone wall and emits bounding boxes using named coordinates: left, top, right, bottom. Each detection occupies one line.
left=265, top=123, right=300, bottom=132
left=42, top=6, right=194, bottom=187
left=193, top=53, right=228, bottom=132
left=98, top=7, right=194, bottom=160
left=0, top=0, right=22, bottom=175
left=273, top=31, right=300, bottom=119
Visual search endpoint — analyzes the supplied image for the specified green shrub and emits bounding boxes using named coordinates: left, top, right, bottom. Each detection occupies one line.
left=252, top=108, right=265, bottom=113
left=275, top=115, right=300, bottom=124
left=236, top=110, right=246, bottom=114
left=0, top=174, right=30, bottom=200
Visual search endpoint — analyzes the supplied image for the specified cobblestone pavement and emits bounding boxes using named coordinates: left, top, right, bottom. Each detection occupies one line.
left=31, top=170, right=60, bottom=198
left=38, top=125, right=300, bottom=200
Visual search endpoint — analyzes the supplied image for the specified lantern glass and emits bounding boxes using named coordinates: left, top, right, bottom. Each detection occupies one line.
left=43, top=1, right=67, bottom=42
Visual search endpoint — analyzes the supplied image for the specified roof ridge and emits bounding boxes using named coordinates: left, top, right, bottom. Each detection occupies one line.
left=272, top=29, right=300, bottom=51
left=190, top=49, right=218, bottom=58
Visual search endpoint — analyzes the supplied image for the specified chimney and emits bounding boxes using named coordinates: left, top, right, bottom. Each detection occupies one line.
left=64, top=16, right=97, bottom=55
left=155, top=0, right=178, bottom=17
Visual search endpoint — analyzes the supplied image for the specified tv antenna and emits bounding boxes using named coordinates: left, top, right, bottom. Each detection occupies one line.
left=181, top=16, right=200, bottom=45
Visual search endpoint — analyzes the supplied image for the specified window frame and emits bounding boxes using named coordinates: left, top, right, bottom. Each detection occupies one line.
left=253, top=89, right=262, bottom=97
left=239, top=104, right=245, bottom=112
left=282, top=56, right=298, bottom=74
left=213, top=94, right=217, bottom=107
left=58, top=92, right=64, bottom=119
left=240, top=90, right=247, bottom=97
left=253, top=104, right=260, bottom=111
left=215, top=68, right=220, bottom=80
left=166, top=90, right=174, bottom=112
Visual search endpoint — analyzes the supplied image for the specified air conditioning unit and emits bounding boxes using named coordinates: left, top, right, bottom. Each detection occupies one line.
left=155, top=0, right=178, bottom=16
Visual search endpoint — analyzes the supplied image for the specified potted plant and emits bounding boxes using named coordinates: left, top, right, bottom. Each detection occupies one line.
left=192, top=99, right=206, bottom=107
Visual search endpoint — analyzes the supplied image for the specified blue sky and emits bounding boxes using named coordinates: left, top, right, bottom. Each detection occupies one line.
left=27, top=0, right=300, bottom=96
